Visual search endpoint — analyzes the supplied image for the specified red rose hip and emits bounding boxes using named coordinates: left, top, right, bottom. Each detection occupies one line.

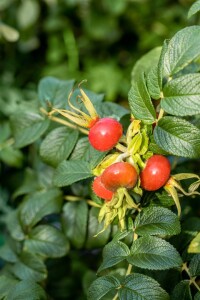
left=88, top=117, right=123, bottom=151
left=101, top=162, right=138, bottom=192
left=92, top=176, right=114, bottom=201
left=140, top=155, right=171, bottom=191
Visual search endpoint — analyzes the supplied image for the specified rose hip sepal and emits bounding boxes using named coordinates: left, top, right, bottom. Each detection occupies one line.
left=101, top=162, right=138, bottom=192
left=140, top=154, right=171, bottom=191
left=92, top=176, right=114, bottom=201
left=88, top=117, right=123, bottom=152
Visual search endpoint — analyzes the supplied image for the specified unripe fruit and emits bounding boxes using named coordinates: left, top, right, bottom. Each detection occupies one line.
left=101, top=162, right=138, bottom=192
left=140, top=155, right=171, bottom=191
left=88, top=118, right=123, bottom=151
left=92, top=176, right=114, bottom=201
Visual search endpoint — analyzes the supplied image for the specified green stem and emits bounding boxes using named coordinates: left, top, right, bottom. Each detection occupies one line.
left=182, top=263, right=200, bottom=292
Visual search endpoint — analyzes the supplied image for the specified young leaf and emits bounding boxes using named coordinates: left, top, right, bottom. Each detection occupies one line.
left=87, top=275, right=120, bottom=300
left=161, top=74, right=200, bottom=116
left=53, top=160, right=93, bottom=187
left=40, top=126, right=79, bottom=167
left=62, top=201, right=88, bottom=249
left=128, top=73, right=156, bottom=124
left=188, top=254, right=200, bottom=276
left=154, top=116, right=200, bottom=158
left=118, top=273, right=169, bottom=300
left=20, top=188, right=63, bottom=228
left=163, top=26, right=200, bottom=77
left=134, top=206, right=181, bottom=236
left=171, top=280, right=192, bottom=300
left=6, top=280, right=47, bottom=300
left=10, top=108, right=50, bottom=148
left=70, top=137, right=106, bottom=168
left=38, top=76, right=75, bottom=109
left=127, top=236, right=182, bottom=270
left=11, top=251, right=47, bottom=282
left=97, top=241, right=130, bottom=273
left=188, top=0, right=200, bottom=19
left=24, top=225, right=69, bottom=257
left=85, top=207, right=111, bottom=249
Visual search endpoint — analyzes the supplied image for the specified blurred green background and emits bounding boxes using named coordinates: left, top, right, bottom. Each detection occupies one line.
left=0, top=0, right=196, bottom=102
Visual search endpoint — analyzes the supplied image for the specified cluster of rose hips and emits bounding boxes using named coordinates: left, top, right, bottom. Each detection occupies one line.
left=90, top=117, right=171, bottom=200
left=48, top=84, right=199, bottom=230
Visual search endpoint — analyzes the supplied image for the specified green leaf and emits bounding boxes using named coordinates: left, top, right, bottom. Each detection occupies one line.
left=188, top=232, right=200, bottom=253
left=20, top=188, right=63, bottom=228
left=62, top=201, right=88, bottom=249
left=24, top=225, right=69, bottom=258
left=128, top=73, right=156, bottom=124
left=87, top=275, right=120, bottom=300
left=85, top=207, right=111, bottom=249
left=134, top=206, right=181, bottom=236
left=10, top=107, right=50, bottom=148
left=131, top=47, right=162, bottom=84
left=0, top=243, right=18, bottom=263
left=171, top=280, right=192, bottom=300
left=154, top=116, right=200, bottom=158
left=189, top=254, right=200, bottom=276
left=146, top=64, right=161, bottom=100
left=13, top=168, right=39, bottom=199
left=163, top=26, right=200, bottom=77
left=40, top=126, right=79, bottom=167
left=127, top=236, right=182, bottom=270
left=161, top=74, right=200, bottom=116
left=6, top=280, right=47, bottom=300
left=0, top=275, right=18, bottom=299
left=6, top=210, right=25, bottom=241
left=12, top=252, right=47, bottom=282
left=95, top=101, right=129, bottom=120
left=118, top=273, right=169, bottom=300
left=188, top=0, right=200, bottom=18
left=38, top=76, right=75, bottom=109
left=70, top=137, right=106, bottom=168
left=53, top=160, right=93, bottom=187
left=98, top=241, right=130, bottom=273
left=0, top=145, right=23, bottom=167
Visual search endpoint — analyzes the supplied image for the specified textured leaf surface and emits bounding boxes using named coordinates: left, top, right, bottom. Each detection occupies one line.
left=127, top=236, right=182, bottom=270
left=0, top=275, right=18, bottom=298
left=188, top=232, right=200, bottom=253
left=70, top=137, right=106, bottom=168
left=38, top=76, right=74, bottom=109
left=11, top=108, right=50, bottom=148
left=118, top=273, right=169, bottom=300
left=128, top=73, right=156, bottom=123
left=154, top=116, right=200, bottom=158
left=20, top=188, right=62, bottom=228
left=6, top=210, right=25, bottom=241
left=88, top=275, right=120, bottom=300
left=134, top=206, right=181, bottom=236
left=163, top=26, right=200, bottom=76
left=161, top=74, right=200, bottom=116
left=62, top=201, right=88, bottom=249
left=7, top=280, right=47, bottom=300
left=53, top=160, right=93, bottom=187
left=98, top=241, right=130, bottom=272
left=40, top=126, right=79, bottom=167
left=24, top=225, right=69, bottom=257
left=189, top=254, right=200, bottom=276
left=171, top=280, right=192, bottom=300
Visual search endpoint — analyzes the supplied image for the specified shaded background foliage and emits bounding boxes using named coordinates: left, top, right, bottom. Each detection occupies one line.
left=0, top=1, right=200, bottom=299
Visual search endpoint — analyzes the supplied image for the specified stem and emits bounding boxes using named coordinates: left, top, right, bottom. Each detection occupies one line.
left=158, top=108, right=164, bottom=120
left=115, top=143, right=127, bottom=153
left=126, top=264, right=133, bottom=276
left=112, top=293, right=119, bottom=300
left=182, top=263, right=200, bottom=292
